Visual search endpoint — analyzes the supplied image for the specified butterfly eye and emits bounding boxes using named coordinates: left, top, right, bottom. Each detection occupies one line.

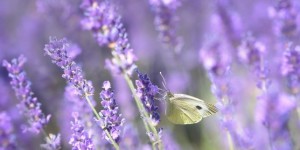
left=196, top=106, right=202, bottom=110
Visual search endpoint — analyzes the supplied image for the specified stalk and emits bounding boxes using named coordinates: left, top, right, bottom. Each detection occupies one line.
left=85, top=95, right=120, bottom=150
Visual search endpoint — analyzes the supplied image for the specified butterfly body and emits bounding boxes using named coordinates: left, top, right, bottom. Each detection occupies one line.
left=165, top=92, right=218, bottom=125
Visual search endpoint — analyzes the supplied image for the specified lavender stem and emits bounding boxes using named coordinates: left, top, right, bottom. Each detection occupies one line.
left=122, top=73, right=162, bottom=150
left=84, top=95, right=120, bottom=150
left=226, top=131, right=234, bottom=150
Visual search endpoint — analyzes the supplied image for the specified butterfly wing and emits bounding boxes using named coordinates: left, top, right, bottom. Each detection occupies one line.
left=166, top=94, right=217, bottom=125
left=166, top=100, right=202, bottom=124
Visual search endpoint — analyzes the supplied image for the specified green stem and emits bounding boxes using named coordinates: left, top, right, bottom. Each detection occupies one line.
left=110, top=51, right=162, bottom=149
left=226, top=131, right=235, bottom=150
left=123, top=73, right=163, bottom=150
left=85, top=95, right=120, bottom=150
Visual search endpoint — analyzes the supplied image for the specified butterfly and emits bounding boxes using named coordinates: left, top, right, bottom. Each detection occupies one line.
left=160, top=72, right=218, bottom=125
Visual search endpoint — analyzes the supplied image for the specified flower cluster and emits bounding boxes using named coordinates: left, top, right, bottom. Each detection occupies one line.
left=281, top=44, right=300, bottom=94
left=81, top=0, right=119, bottom=46
left=238, top=35, right=270, bottom=90
left=135, top=70, right=160, bottom=126
left=269, top=0, right=300, bottom=38
left=69, top=112, right=94, bottom=150
left=199, top=38, right=232, bottom=77
left=81, top=1, right=162, bottom=148
left=60, top=85, right=97, bottom=142
left=256, top=93, right=295, bottom=149
left=200, top=37, right=253, bottom=149
left=81, top=0, right=137, bottom=76
left=0, top=112, right=16, bottom=150
left=2, top=55, right=51, bottom=134
left=99, top=81, right=125, bottom=143
left=44, top=37, right=94, bottom=97
left=40, top=134, right=62, bottom=150
left=215, top=0, right=243, bottom=45
left=238, top=35, right=265, bottom=67
left=148, top=0, right=182, bottom=52
left=105, top=30, right=138, bottom=76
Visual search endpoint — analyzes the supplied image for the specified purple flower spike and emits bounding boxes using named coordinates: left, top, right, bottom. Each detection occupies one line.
left=44, top=37, right=94, bottom=97
left=238, top=35, right=270, bottom=89
left=81, top=1, right=119, bottom=46
left=0, top=112, right=16, bottom=150
left=269, top=0, right=300, bottom=38
left=238, top=35, right=265, bottom=67
left=135, top=71, right=160, bottom=126
left=256, top=93, right=295, bottom=149
left=40, top=134, right=61, bottom=150
left=281, top=44, right=300, bottom=94
left=149, top=0, right=182, bottom=52
left=2, top=56, right=51, bottom=134
left=199, top=38, right=232, bottom=77
left=99, top=81, right=125, bottom=143
left=69, top=112, right=94, bottom=150
left=81, top=1, right=137, bottom=76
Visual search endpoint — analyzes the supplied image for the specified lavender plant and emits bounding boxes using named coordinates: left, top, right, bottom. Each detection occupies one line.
left=281, top=44, right=300, bottom=94
left=200, top=37, right=252, bottom=149
left=60, top=84, right=103, bottom=148
left=0, top=112, right=16, bottom=150
left=135, top=70, right=160, bottom=127
left=148, top=0, right=182, bottom=52
left=2, top=56, right=51, bottom=134
left=2, top=55, right=61, bottom=149
left=2, top=0, right=300, bottom=149
left=69, top=112, right=94, bottom=150
left=80, top=0, right=162, bottom=148
left=99, top=81, right=125, bottom=143
left=269, top=0, right=300, bottom=39
left=44, top=37, right=120, bottom=149
left=41, top=134, right=62, bottom=150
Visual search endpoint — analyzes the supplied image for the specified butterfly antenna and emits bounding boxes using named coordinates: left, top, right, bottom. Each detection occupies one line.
left=159, top=72, right=168, bottom=91
left=157, top=87, right=166, bottom=96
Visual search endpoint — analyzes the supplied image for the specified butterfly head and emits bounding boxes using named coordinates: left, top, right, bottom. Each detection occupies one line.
left=166, top=90, right=174, bottom=98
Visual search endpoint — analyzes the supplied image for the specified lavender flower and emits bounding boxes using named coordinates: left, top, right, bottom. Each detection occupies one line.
left=44, top=37, right=94, bottom=97
left=269, top=0, right=300, bottom=38
left=215, top=0, right=243, bottom=45
left=81, top=1, right=162, bottom=147
left=256, top=93, right=295, bottom=149
left=59, top=85, right=97, bottom=144
left=40, top=134, right=61, bottom=150
left=135, top=70, right=160, bottom=126
left=0, top=112, right=16, bottom=150
left=81, top=0, right=119, bottom=46
left=105, top=31, right=138, bottom=76
left=200, top=38, right=253, bottom=149
left=238, top=35, right=266, bottom=67
left=238, top=35, right=270, bottom=89
left=199, top=38, right=231, bottom=77
left=81, top=0, right=137, bottom=76
left=99, top=81, right=125, bottom=143
left=148, top=0, right=182, bottom=52
left=69, top=112, right=94, bottom=150
left=281, top=44, right=300, bottom=94
left=2, top=55, right=51, bottom=134
left=255, top=62, right=271, bottom=91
